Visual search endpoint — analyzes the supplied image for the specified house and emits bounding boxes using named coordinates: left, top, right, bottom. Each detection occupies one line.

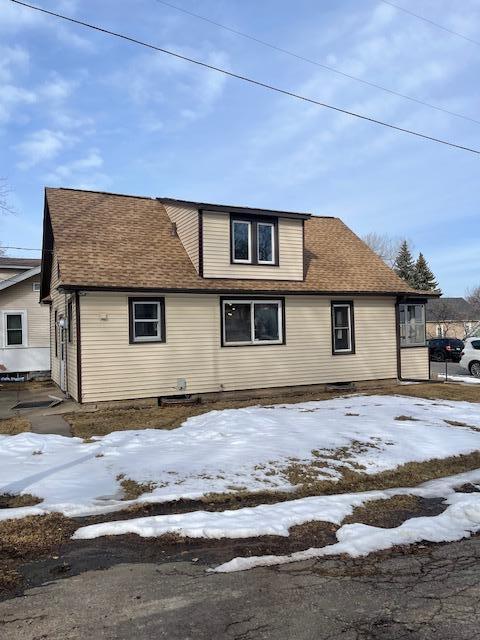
left=0, top=257, right=50, bottom=380
left=40, top=188, right=438, bottom=404
left=426, top=297, right=480, bottom=340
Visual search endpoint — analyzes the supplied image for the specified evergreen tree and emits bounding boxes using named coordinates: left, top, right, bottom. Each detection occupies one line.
left=413, top=253, right=439, bottom=291
left=393, top=240, right=416, bottom=287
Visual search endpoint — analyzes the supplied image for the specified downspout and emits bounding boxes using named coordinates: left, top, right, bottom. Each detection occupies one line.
left=64, top=292, right=69, bottom=397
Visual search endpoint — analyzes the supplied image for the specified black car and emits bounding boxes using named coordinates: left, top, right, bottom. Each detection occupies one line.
left=427, top=338, right=464, bottom=362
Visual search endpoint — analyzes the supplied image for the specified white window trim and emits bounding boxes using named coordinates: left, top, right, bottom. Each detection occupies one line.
left=222, top=299, right=283, bottom=346
left=2, top=310, right=28, bottom=349
left=232, top=220, right=252, bottom=264
left=399, top=303, right=426, bottom=347
left=332, top=303, right=352, bottom=353
left=32, top=282, right=40, bottom=292
left=132, top=300, right=162, bottom=343
left=257, top=222, right=275, bottom=265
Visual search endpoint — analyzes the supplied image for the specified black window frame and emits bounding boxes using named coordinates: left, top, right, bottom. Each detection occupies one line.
left=128, top=297, right=166, bottom=344
left=331, top=301, right=355, bottom=355
left=230, top=213, right=279, bottom=266
left=220, top=296, right=286, bottom=347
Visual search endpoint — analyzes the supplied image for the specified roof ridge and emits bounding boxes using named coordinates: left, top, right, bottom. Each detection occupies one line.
left=46, top=187, right=157, bottom=201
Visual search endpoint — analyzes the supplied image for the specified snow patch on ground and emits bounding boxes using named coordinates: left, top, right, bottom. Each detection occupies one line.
left=213, top=490, right=480, bottom=573
left=72, top=469, right=480, bottom=541
left=438, top=374, right=480, bottom=385
left=1, top=395, right=480, bottom=520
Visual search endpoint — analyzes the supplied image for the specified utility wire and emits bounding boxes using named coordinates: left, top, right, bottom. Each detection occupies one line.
left=1, top=246, right=41, bottom=251
left=379, top=0, right=480, bottom=47
left=154, top=0, right=480, bottom=126
left=9, top=0, right=480, bottom=155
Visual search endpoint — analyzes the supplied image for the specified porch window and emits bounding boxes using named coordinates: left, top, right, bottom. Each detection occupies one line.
left=399, top=303, right=426, bottom=347
left=128, top=298, right=165, bottom=344
left=331, top=302, right=355, bottom=354
left=4, top=312, right=25, bottom=347
left=222, top=299, right=284, bottom=346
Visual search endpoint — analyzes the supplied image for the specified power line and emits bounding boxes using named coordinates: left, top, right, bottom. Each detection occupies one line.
left=379, top=0, right=480, bottom=46
left=9, top=0, right=480, bottom=156
left=154, top=0, right=480, bottom=126
left=1, top=246, right=42, bottom=251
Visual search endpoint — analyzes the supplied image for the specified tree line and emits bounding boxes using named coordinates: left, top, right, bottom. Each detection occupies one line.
left=362, top=233, right=439, bottom=292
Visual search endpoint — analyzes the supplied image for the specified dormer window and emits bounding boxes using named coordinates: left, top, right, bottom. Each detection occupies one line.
left=231, top=215, right=278, bottom=266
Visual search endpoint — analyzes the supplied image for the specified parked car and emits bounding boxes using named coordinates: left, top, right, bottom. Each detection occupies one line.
left=459, top=338, right=480, bottom=377
left=427, top=338, right=464, bottom=362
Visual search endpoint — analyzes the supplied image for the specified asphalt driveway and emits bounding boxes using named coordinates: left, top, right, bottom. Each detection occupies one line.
left=1, top=536, right=480, bottom=639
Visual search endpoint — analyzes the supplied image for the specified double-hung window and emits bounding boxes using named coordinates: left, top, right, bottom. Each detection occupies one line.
left=399, top=303, right=426, bottom=347
left=222, top=299, right=284, bottom=346
left=231, top=216, right=278, bottom=265
left=3, top=311, right=26, bottom=347
left=129, top=298, right=165, bottom=344
left=331, top=302, right=355, bottom=354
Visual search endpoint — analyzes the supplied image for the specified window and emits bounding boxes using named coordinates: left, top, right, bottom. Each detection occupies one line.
left=399, top=303, right=426, bottom=347
left=222, top=299, right=284, bottom=346
left=232, top=220, right=251, bottom=263
left=472, top=340, right=480, bottom=350
left=67, top=300, right=73, bottom=343
left=331, top=302, right=355, bottom=354
left=257, top=222, right=275, bottom=264
left=128, top=298, right=165, bottom=344
left=231, top=216, right=278, bottom=265
left=4, top=312, right=26, bottom=347
left=32, top=282, right=40, bottom=292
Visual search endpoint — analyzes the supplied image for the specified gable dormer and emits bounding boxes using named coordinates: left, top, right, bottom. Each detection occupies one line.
left=161, top=198, right=309, bottom=281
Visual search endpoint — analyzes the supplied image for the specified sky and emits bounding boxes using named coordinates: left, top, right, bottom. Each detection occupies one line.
left=1, top=0, right=479, bottom=295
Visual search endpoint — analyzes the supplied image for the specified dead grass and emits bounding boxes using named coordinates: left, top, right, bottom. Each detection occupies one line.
left=382, top=382, right=480, bottom=403
left=117, top=475, right=157, bottom=500
left=0, top=415, right=31, bottom=435
left=343, top=495, right=422, bottom=526
left=0, top=513, right=76, bottom=561
left=0, top=493, right=42, bottom=509
left=395, top=415, right=420, bottom=422
left=0, top=513, right=76, bottom=593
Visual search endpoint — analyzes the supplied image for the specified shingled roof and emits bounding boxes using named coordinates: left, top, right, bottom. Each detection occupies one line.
left=0, top=257, right=41, bottom=268
left=42, top=188, right=434, bottom=297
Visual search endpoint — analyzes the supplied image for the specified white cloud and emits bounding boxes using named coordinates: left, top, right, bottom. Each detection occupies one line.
left=112, top=44, right=229, bottom=129
left=15, top=129, right=76, bottom=169
left=45, top=149, right=103, bottom=183
left=38, top=74, right=76, bottom=102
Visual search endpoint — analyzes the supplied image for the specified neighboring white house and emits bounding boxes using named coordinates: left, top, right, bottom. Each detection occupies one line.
left=0, top=257, right=50, bottom=380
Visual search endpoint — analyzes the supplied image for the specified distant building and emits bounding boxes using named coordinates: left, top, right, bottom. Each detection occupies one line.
left=426, top=297, right=480, bottom=340
left=0, top=257, right=50, bottom=380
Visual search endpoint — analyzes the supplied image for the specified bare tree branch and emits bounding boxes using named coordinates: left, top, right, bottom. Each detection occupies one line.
left=0, top=179, right=15, bottom=216
left=362, top=232, right=405, bottom=268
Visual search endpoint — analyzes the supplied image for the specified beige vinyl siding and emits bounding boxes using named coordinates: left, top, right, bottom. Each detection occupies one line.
left=79, top=293, right=397, bottom=402
left=202, top=212, right=304, bottom=280
left=164, top=203, right=199, bottom=272
left=400, top=347, right=430, bottom=380
left=0, top=275, right=48, bottom=347
left=49, top=249, right=78, bottom=399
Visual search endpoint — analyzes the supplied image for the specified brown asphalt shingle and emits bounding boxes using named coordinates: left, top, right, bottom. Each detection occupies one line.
left=44, top=188, right=428, bottom=296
